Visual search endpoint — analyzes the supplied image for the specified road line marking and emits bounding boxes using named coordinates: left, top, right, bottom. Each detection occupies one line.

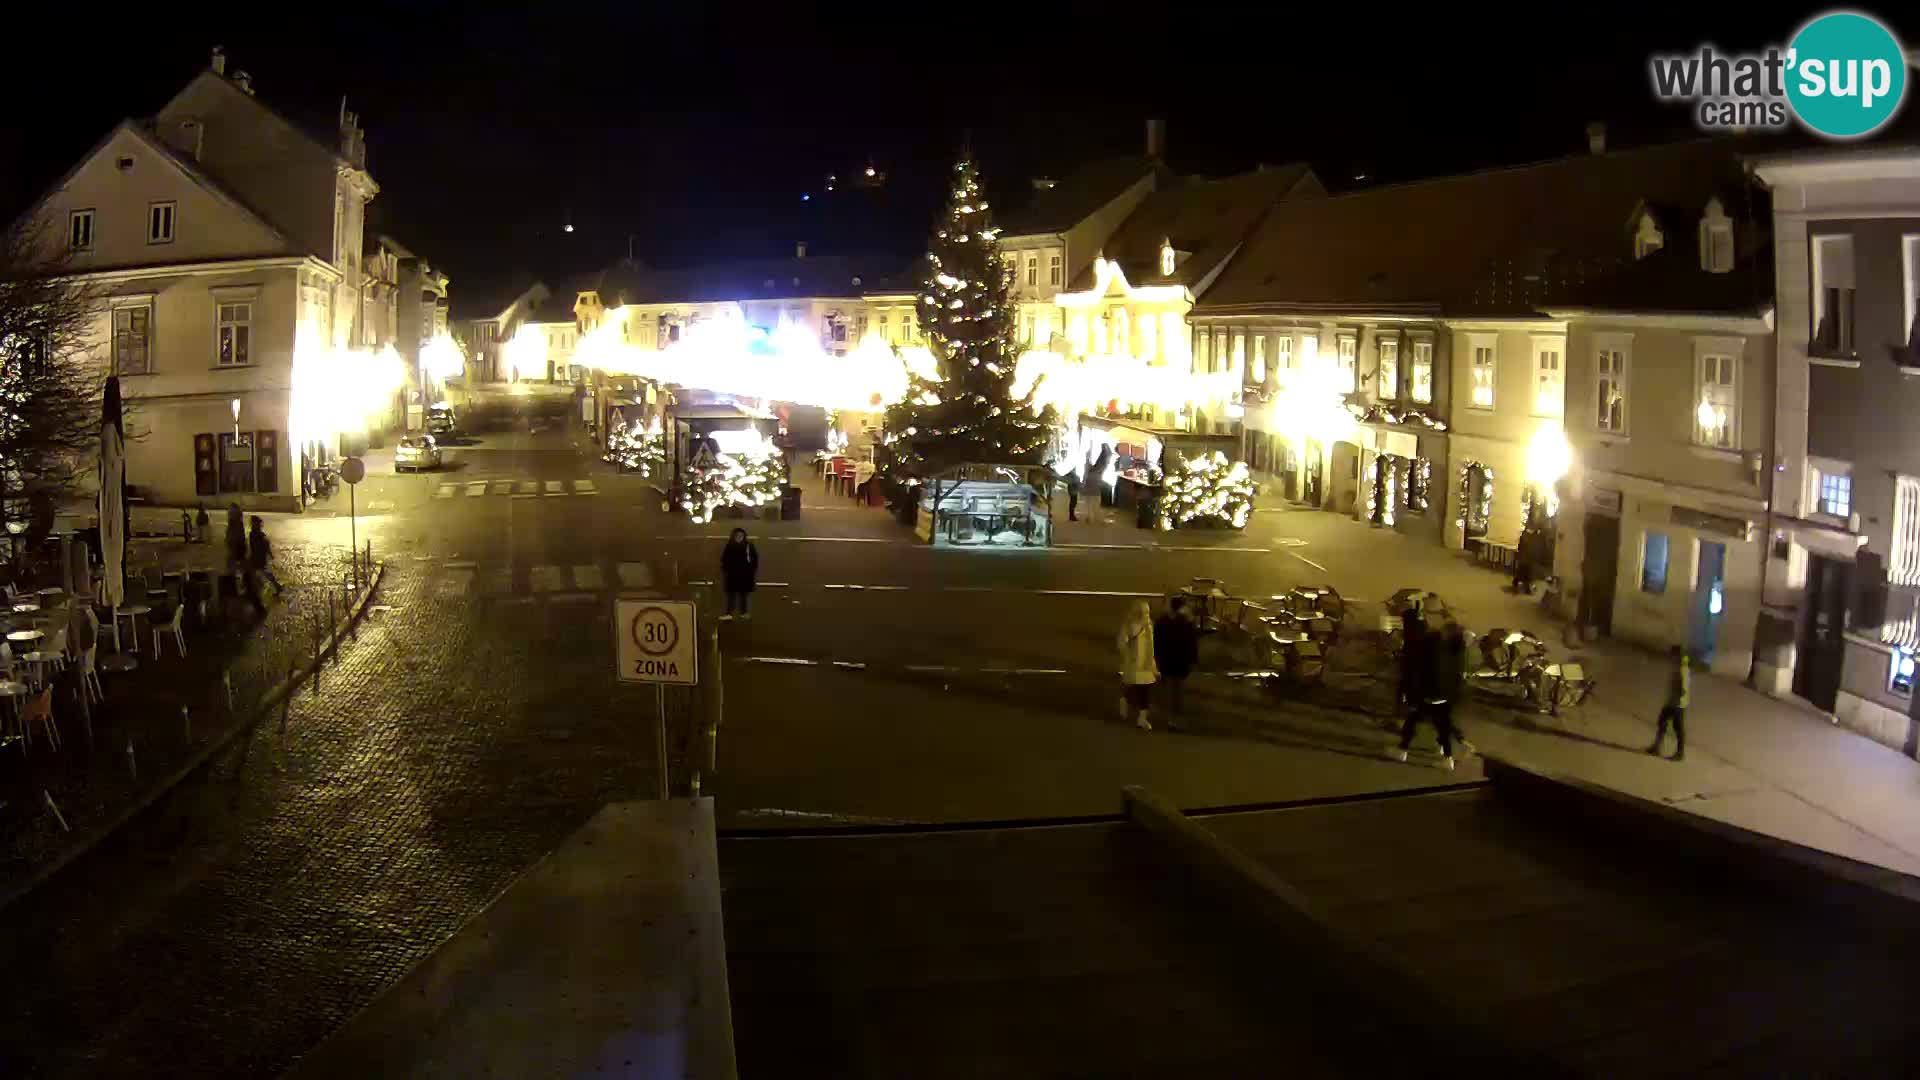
left=466, top=481, right=488, bottom=496
left=982, top=667, right=1070, bottom=675
left=544, top=480, right=565, bottom=496
left=572, top=564, right=604, bottom=590
left=575, top=479, right=598, bottom=495
left=905, top=664, right=958, bottom=673
left=1035, top=589, right=1163, bottom=597
left=511, top=493, right=538, bottom=500
left=784, top=537, right=892, bottom=543
left=616, top=562, right=651, bottom=588
left=831, top=660, right=867, bottom=670
left=688, top=579, right=714, bottom=586
left=516, top=480, right=539, bottom=495
left=1056, top=543, right=1141, bottom=550
left=444, top=560, right=478, bottom=570
left=1155, top=545, right=1270, bottom=553
left=745, top=656, right=817, bottom=666
left=434, top=484, right=457, bottom=499
left=1289, top=551, right=1330, bottom=573
left=551, top=592, right=598, bottom=604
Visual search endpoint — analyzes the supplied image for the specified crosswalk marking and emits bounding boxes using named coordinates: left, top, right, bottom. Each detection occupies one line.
left=573, top=564, right=604, bottom=590
left=617, top=562, right=651, bottom=589
left=529, top=565, right=567, bottom=593
left=467, top=481, right=489, bottom=496
left=544, top=480, right=565, bottom=496
left=575, top=479, right=598, bottom=495
left=516, top=480, right=540, bottom=495
left=435, top=484, right=457, bottom=499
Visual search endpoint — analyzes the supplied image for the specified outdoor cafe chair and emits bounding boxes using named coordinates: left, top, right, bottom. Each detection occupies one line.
left=154, top=604, right=187, bottom=659
left=19, top=687, right=57, bottom=751
left=79, top=644, right=103, bottom=704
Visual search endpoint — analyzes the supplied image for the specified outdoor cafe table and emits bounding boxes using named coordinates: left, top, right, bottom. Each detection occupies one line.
left=11, top=602, right=38, bottom=615
left=7, top=628, right=44, bottom=646
left=0, top=679, right=26, bottom=725
left=35, top=586, right=63, bottom=600
left=114, top=604, right=153, bottom=655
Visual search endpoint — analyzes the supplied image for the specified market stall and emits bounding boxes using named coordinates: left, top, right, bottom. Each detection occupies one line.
left=913, top=464, right=1054, bottom=548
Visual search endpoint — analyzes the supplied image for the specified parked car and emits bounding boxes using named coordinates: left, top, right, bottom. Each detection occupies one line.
left=395, top=434, right=443, bottom=472
left=426, top=405, right=457, bottom=436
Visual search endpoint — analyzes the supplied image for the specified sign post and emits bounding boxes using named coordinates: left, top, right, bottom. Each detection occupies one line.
left=340, top=456, right=366, bottom=588
left=615, top=598, right=698, bottom=799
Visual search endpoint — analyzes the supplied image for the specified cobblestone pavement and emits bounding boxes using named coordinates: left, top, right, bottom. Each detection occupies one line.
left=0, top=534, right=369, bottom=892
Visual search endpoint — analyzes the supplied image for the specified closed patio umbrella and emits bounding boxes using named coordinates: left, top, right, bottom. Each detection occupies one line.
left=98, top=377, right=125, bottom=650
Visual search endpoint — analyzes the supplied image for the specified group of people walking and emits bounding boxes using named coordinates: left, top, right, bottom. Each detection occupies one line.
left=222, top=504, right=279, bottom=615
left=1116, top=597, right=1199, bottom=732
left=1391, top=606, right=1470, bottom=770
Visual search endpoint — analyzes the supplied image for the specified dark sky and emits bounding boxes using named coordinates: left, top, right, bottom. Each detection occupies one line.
left=4, top=3, right=1914, bottom=312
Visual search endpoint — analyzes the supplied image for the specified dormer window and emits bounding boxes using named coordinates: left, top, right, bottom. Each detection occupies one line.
left=1699, top=198, right=1734, bottom=274
left=1159, top=239, right=1176, bottom=277
left=1632, top=212, right=1664, bottom=260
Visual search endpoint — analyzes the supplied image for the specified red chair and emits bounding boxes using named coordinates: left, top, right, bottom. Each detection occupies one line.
left=834, top=459, right=858, bottom=499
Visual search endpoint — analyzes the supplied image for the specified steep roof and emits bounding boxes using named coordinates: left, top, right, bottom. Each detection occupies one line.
left=1067, top=164, right=1318, bottom=295
left=1199, top=139, right=1769, bottom=318
left=997, top=156, right=1161, bottom=236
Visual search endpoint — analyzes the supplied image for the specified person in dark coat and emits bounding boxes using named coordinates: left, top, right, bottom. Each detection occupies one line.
left=226, top=503, right=262, bottom=614
left=1064, top=471, right=1081, bottom=521
left=1395, top=607, right=1427, bottom=723
left=248, top=516, right=281, bottom=593
left=1153, top=596, right=1201, bottom=718
left=720, top=528, right=759, bottom=620
left=1394, top=617, right=1464, bottom=770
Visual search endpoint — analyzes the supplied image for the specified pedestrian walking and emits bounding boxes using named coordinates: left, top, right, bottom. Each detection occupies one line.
left=248, top=516, right=281, bottom=593
left=1392, top=616, right=1460, bottom=770
left=1117, top=600, right=1159, bottom=731
left=720, top=527, right=758, bottom=621
left=1153, top=595, right=1200, bottom=721
left=1648, top=645, right=1690, bottom=761
left=1064, top=471, right=1081, bottom=521
left=225, top=503, right=263, bottom=615
left=1395, top=606, right=1427, bottom=723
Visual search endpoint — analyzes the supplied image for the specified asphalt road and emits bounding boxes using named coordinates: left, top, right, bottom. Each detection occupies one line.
left=0, top=415, right=1444, bottom=1078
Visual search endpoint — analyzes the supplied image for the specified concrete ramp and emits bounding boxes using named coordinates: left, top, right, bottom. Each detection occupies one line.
left=286, top=799, right=734, bottom=1079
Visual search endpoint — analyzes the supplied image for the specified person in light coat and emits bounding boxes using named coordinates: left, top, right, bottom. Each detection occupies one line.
left=1117, top=600, right=1159, bottom=731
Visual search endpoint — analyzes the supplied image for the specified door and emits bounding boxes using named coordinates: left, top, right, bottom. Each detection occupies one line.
left=1689, top=540, right=1727, bottom=664
left=1796, top=555, right=1849, bottom=710
left=1581, top=513, right=1620, bottom=635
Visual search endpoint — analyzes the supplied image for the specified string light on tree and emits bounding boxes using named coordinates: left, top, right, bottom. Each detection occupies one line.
left=879, top=158, right=1057, bottom=481
left=1156, top=451, right=1255, bottom=530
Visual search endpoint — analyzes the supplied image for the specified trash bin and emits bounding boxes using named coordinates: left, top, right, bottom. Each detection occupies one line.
left=781, top=485, right=802, bottom=520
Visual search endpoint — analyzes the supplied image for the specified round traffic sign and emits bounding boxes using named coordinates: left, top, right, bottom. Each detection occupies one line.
left=630, top=606, right=681, bottom=657
left=340, top=456, right=366, bottom=485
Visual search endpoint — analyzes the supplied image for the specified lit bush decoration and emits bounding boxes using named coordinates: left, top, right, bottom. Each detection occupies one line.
left=680, top=446, right=785, bottom=524
left=1456, top=461, right=1494, bottom=535
left=604, top=419, right=667, bottom=477
left=1406, top=456, right=1432, bottom=512
left=1367, top=455, right=1397, bottom=527
left=1156, top=451, right=1254, bottom=530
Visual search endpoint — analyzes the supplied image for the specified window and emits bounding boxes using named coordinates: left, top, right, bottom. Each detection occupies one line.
left=1641, top=531, right=1670, bottom=594
left=1160, top=241, right=1176, bottom=277
left=1193, top=328, right=1209, bottom=371
left=1904, top=235, right=1920, bottom=353
left=1335, top=334, right=1357, bottom=392
left=217, top=301, right=253, bottom=366
left=1409, top=339, right=1433, bottom=403
left=1213, top=329, right=1228, bottom=374
left=1070, top=315, right=1088, bottom=353
left=1892, top=648, right=1915, bottom=696
left=1048, top=253, right=1062, bottom=286
left=1025, top=255, right=1038, bottom=287
left=1252, top=336, right=1267, bottom=384
left=147, top=201, right=175, bottom=244
left=1699, top=199, right=1733, bottom=273
left=1376, top=337, right=1399, bottom=399
left=1276, top=334, right=1295, bottom=373
left=1811, top=233, right=1856, bottom=356
left=1162, top=315, right=1181, bottom=363
left=112, top=304, right=151, bottom=375
left=1300, top=334, right=1318, bottom=372
left=1694, top=346, right=1739, bottom=448
left=1138, top=313, right=1157, bottom=361
left=1230, top=329, right=1245, bottom=373
left=1023, top=313, right=1034, bottom=345
left=68, top=209, right=95, bottom=252
left=1893, top=475, right=1920, bottom=587
left=1003, top=255, right=1016, bottom=284
left=1115, top=309, right=1130, bottom=355
left=1818, top=471, right=1852, bottom=518
left=1532, top=337, right=1564, bottom=417
left=1469, top=336, right=1496, bottom=409
left=1633, top=213, right=1664, bottom=259
left=1596, top=340, right=1628, bottom=433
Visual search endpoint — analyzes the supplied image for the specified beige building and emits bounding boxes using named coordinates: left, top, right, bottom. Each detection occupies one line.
left=453, top=278, right=549, bottom=383
left=996, top=152, right=1162, bottom=352
left=17, top=49, right=383, bottom=511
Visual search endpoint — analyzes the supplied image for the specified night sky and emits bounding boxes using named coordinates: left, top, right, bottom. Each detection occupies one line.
left=4, top=4, right=1913, bottom=312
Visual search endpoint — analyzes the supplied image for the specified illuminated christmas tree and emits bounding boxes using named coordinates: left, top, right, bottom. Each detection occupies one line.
left=1157, top=452, right=1255, bottom=530
left=879, top=158, right=1057, bottom=480
left=604, top=420, right=667, bottom=476
left=679, top=446, right=786, bottom=524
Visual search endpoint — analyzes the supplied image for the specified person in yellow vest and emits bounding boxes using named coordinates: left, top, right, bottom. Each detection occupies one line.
left=1648, top=645, right=1689, bottom=761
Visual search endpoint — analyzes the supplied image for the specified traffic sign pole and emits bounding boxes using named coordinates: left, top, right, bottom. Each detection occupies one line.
left=656, top=683, right=669, bottom=799
left=614, top=597, right=699, bottom=801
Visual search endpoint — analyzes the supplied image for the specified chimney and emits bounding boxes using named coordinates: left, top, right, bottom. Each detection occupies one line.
left=233, top=71, right=254, bottom=95
left=1146, top=116, right=1166, bottom=161
left=795, top=241, right=808, bottom=259
left=1586, top=121, right=1606, bottom=155
left=210, top=46, right=226, bottom=76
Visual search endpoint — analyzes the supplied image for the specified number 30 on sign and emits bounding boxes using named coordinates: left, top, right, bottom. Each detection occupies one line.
left=614, top=599, right=698, bottom=685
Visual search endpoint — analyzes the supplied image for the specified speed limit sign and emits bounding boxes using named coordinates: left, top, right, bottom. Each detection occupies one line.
left=615, top=598, right=697, bottom=685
